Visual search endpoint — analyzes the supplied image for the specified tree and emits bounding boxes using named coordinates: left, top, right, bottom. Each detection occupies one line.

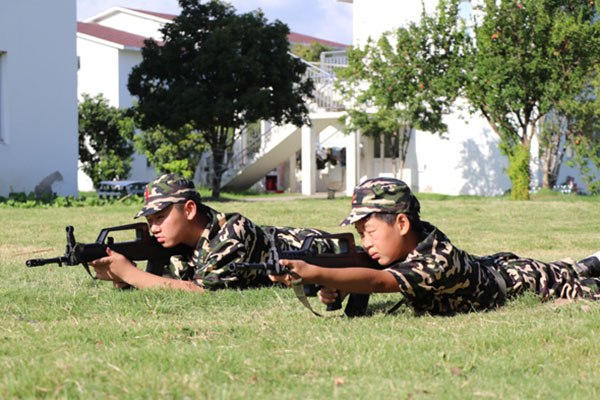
left=562, top=67, right=600, bottom=194
left=290, top=41, right=333, bottom=63
left=128, top=0, right=313, bottom=198
left=459, top=0, right=600, bottom=199
left=537, top=81, right=600, bottom=192
left=78, top=93, right=135, bottom=188
left=133, top=123, right=206, bottom=179
left=338, top=1, right=464, bottom=178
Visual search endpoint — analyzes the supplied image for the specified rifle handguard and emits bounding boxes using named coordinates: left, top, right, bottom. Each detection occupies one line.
left=26, top=224, right=192, bottom=279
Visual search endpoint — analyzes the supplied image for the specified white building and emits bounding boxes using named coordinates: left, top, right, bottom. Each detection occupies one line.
left=0, top=1, right=78, bottom=198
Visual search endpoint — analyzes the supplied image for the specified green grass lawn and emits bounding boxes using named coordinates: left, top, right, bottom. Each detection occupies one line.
left=1, top=195, right=599, bottom=399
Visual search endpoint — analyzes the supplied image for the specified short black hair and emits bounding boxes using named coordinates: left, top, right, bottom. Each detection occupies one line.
left=369, top=212, right=423, bottom=235
left=174, top=198, right=211, bottom=217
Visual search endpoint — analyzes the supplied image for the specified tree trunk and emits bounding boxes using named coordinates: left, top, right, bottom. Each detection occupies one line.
left=208, top=126, right=234, bottom=199
left=398, top=126, right=412, bottom=182
left=398, top=156, right=406, bottom=180
left=211, top=145, right=225, bottom=199
left=537, top=114, right=567, bottom=190
left=540, top=148, right=560, bottom=190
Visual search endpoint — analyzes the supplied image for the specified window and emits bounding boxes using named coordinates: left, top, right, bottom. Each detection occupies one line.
left=373, top=134, right=381, bottom=158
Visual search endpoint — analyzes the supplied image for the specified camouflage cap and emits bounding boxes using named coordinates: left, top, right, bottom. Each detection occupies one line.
left=134, top=174, right=201, bottom=219
left=339, top=177, right=420, bottom=226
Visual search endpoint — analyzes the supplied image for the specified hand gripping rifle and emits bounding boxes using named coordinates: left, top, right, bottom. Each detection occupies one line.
left=227, top=233, right=383, bottom=317
left=25, top=223, right=191, bottom=279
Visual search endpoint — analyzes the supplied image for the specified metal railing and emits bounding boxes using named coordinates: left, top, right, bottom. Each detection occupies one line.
left=319, top=50, right=349, bottom=75
left=290, top=52, right=347, bottom=112
left=225, top=122, right=278, bottom=172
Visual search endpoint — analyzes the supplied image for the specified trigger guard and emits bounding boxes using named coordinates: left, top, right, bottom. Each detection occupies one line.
left=82, top=262, right=98, bottom=280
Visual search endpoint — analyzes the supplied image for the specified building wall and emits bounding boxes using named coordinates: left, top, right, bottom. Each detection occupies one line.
left=411, top=107, right=511, bottom=195
left=118, top=49, right=157, bottom=183
left=77, top=38, right=120, bottom=105
left=118, top=50, right=142, bottom=107
left=0, top=0, right=78, bottom=197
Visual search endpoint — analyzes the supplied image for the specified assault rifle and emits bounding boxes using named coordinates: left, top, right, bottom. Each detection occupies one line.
left=26, top=223, right=192, bottom=278
left=227, top=233, right=382, bottom=317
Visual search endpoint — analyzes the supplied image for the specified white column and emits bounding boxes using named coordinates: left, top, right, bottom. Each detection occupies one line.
left=301, top=124, right=316, bottom=195
left=260, top=120, right=269, bottom=150
left=345, top=130, right=359, bottom=196
left=240, top=128, right=247, bottom=165
left=288, top=154, right=297, bottom=193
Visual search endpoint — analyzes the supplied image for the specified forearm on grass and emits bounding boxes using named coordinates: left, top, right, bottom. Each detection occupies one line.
left=120, top=267, right=204, bottom=292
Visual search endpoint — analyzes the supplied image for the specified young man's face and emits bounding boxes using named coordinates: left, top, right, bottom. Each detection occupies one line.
left=146, top=204, right=188, bottom=248
left=355, top=214, right=408, bottom=266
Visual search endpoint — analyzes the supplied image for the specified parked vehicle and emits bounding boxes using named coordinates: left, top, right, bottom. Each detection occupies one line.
left=96, top=180, right=148, bottom=199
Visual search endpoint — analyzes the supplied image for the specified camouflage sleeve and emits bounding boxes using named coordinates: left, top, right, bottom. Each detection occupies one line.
left=262, top=226, right=339, bottom=253
left=160, top=255, right=197, bottom=282
left=193, top=214, right=272, bottom=290
left=386, top=238, right=476, bottom=304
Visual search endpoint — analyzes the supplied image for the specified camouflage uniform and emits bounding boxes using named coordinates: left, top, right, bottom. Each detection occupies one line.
left=137, top=174, right=334, bottom=290
left=162, top=206, right=273, bottom=289
left=263, top=226, right=338, bottom=254
left=161, top=210, right=335, bottom=290
left=341, top=178, right=600, bottom=315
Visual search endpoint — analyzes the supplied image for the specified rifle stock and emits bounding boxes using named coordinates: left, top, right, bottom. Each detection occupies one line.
left=26, top=223, right=191, bottom=278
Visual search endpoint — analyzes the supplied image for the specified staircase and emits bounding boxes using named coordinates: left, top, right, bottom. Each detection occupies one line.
left=220, top=51, right=348, bottom=191
left=221, top=123, right=301, bottom=191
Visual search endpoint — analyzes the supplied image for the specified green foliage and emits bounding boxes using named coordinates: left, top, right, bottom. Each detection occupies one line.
left=78, top=93, right=136, bottom=188
left=128, top=0, right=314, bottom=198
left=290, top=41, right=333, bottom=62
left=0, top=192, right=144, bottom=209
left=459, top=0, right=600, bottom=199
left=338, top=1, right=463, bottom=175
left=162, top=160, right=193, bottom=178
left=133, top=123, right=205, bottom=179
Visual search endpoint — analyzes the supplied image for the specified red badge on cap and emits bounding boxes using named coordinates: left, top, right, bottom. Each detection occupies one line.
left=144, top=188, right=150, bottom=201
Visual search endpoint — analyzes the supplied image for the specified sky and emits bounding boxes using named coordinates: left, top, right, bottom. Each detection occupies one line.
left=77, top=0, right=353, bottom=45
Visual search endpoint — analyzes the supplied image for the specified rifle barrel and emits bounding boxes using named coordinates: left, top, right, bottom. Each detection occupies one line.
left=25, top=257, right=67, bottom=267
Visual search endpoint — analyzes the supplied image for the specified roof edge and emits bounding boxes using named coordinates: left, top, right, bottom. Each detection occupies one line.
left=77, top=32, right=126, bottom=50
left=84, top=6, right=174, bottom=24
